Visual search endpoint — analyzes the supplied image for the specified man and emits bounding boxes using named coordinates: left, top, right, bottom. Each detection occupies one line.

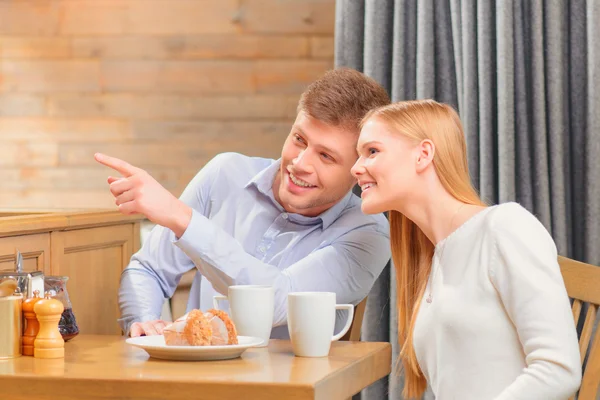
left=96, top=67, right=391, bottom=338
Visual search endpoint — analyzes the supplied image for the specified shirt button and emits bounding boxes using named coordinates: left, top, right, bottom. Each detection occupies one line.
left=259, top=245, right=266, bottom=253
left=282, top=213, right=288, bottom=220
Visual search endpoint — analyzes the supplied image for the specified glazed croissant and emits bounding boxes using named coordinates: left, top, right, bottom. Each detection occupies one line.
left=163, top=309, right=238, bottom=346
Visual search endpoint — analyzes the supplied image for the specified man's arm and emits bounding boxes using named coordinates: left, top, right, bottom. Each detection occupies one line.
left=118, top=225, right=195, bottom=336
left=99, top=153, right=220, bottom=335
left=176, top=210, right=390, bottom=326
left=96, top=153, right=391, bottom=327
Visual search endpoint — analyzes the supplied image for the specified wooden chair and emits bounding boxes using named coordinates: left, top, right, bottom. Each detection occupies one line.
left=559, top=256, right=600, bottom=400
left=340, top=297, right=368, bottom=342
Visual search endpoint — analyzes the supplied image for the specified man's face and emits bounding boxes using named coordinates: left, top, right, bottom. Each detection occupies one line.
left=273, top=111, right=358, bottom=217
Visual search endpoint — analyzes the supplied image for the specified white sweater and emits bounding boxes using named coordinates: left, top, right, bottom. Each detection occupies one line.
left=413, top=203, right=581, bottom=400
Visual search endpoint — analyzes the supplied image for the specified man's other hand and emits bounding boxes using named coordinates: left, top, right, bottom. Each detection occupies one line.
left=129, top=320, right=169, bottom=337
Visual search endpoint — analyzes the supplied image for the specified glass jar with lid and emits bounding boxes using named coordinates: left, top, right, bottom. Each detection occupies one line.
left=44, top=276, right=79, bottom=341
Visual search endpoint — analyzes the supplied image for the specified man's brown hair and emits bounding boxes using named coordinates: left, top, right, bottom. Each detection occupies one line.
left=298, top=67, right=390, bottom=133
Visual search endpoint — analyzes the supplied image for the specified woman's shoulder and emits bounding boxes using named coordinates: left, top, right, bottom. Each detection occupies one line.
left=483, top=202, right=557, bottom=252
left=483, top=202, right=542, bottom=230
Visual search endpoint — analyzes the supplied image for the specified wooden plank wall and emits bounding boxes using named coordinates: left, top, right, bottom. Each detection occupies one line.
left=0, top=0, right=335, bottom=208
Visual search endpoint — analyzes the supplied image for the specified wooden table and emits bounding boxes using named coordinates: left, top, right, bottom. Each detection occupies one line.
left=0, top=335, right=392, bottom=400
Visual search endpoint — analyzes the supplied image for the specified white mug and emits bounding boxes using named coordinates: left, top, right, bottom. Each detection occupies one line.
left=287, top=292, right=354, bottom=357
left=213, top=285, right=274, bottom=347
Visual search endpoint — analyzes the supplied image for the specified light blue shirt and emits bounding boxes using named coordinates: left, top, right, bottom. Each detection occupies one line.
left=119, top=152, right=391, bottom=338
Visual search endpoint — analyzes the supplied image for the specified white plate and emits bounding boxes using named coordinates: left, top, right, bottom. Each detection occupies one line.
left=126, top=335, right=264, bottom=361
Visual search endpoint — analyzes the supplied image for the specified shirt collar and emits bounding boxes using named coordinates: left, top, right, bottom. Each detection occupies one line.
left=244, top=158, right=281, bottom=196
left=245, top=158, right=353, bottom=229
left=317, top=190, right=353, bottom=229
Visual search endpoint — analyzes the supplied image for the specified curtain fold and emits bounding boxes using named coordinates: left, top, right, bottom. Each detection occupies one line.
left=335, top=1, right=600, bottom=398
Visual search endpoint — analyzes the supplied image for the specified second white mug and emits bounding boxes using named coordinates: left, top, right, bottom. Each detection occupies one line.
left=287, top=292, right=354, bottom=357
left=213, top=285, right=274, bottom=347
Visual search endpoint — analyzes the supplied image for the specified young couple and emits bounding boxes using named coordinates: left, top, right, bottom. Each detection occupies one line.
left=96, top=68, right=581, bottom=399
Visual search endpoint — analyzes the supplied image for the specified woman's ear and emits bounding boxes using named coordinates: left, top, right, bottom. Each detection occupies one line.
left=416, top=139, right=435, bottom=172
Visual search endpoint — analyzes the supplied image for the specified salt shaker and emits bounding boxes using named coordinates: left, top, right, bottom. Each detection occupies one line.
left=22, top=290, right=42, bottom=356
left=33, top=292, right=64, bottom=359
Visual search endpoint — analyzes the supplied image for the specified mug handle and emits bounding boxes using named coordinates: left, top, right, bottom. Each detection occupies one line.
left=331, top=304, right=354, bottom=341
left=213, top=294, right=228, bottom=310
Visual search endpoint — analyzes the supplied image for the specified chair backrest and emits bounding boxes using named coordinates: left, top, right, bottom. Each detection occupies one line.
left=559, top=256, right=600, bottom=400
left=340, top=297, right=368, bottom=342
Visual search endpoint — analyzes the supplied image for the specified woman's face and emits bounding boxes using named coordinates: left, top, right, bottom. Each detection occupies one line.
left=351, top=118, right=420, bottom=214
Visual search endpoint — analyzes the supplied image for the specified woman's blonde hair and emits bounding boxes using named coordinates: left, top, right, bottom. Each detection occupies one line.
left=361, top=100, right=485, bottom=399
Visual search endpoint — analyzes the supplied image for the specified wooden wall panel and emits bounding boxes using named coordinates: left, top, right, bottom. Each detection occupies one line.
left=0, top=0, right=335, bottom=209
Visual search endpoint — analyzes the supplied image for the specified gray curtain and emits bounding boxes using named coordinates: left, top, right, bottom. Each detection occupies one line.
left=335, top=1, right=600, bottom=399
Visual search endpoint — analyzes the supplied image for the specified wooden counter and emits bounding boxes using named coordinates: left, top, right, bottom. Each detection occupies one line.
left=0, top=335, right=392, bottom=400
left=0, top=210, right=144, bottom=335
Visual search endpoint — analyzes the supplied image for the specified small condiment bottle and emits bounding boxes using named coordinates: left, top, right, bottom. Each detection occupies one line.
left=33, top=292, right=64, bottom=359
left=22, top=289, right=42, bottom=356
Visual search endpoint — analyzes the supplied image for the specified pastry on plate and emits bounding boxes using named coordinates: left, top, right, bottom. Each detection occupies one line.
left=205, top=308, right=238, bottom=345
left=163, top=309, right=237, bottom=346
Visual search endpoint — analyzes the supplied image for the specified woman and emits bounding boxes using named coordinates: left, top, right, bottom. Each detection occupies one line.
left=351, top=100, right=581, bottom=400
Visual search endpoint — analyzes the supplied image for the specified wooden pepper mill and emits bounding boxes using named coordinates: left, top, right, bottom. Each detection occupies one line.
left=33, top=292, right=64, bottom=359
left=22, top=289, right=42, bottom=356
